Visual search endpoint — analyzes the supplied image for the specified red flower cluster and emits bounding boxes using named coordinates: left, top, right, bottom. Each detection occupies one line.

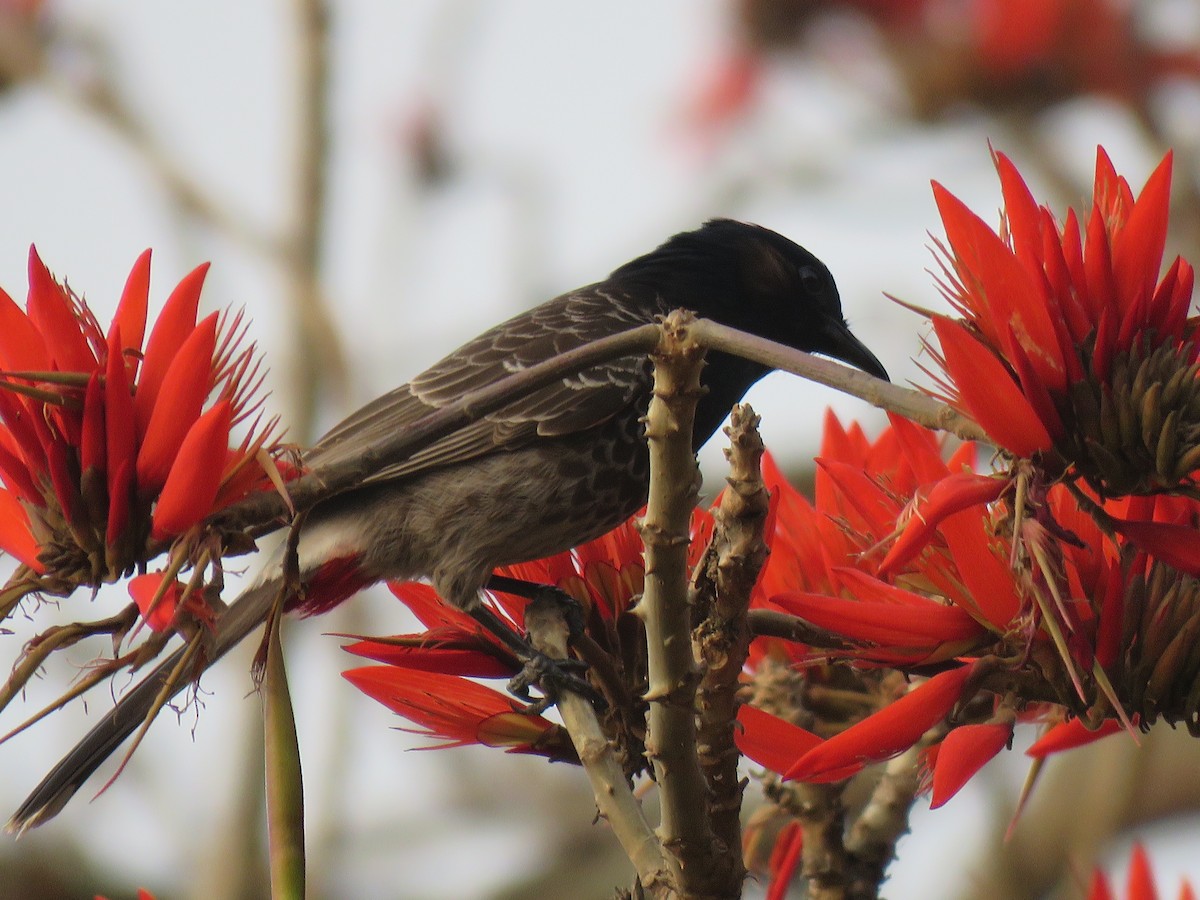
left=0, top=248, right=281, bottom=627
left=342, top=510, right=710, bottom=756
left=728, top=147, right=1200, bottom=823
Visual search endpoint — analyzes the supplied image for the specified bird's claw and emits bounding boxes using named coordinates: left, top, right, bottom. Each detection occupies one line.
left=507, top=652, right=602, bottom=715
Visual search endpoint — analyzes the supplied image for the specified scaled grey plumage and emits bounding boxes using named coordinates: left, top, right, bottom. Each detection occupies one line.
left=11, top=219, right=887, bottom=831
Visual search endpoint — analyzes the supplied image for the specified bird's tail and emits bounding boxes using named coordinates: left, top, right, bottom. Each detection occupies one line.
left=8, top=577, right=281, bottom=834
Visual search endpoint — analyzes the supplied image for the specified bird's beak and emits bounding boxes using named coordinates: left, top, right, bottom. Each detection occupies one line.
left=820, top=319, right=890, bottom=382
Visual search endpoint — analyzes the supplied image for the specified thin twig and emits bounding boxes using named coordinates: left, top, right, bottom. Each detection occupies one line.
left=748, top=609, right=857, bottom=651
left=688, top=319, right=985, bottom=442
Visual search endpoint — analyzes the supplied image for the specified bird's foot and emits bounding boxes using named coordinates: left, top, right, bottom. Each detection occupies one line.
left=476, top=579, right=604, bottom=713
left=507, top=653, right=598, bottom=716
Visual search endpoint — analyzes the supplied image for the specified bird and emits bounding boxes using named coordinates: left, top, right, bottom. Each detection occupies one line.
left=10, top=218, right=888, bottom=830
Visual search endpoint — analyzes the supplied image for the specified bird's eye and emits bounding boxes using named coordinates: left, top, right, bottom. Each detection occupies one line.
left=798, top=265, right=825, bottom=295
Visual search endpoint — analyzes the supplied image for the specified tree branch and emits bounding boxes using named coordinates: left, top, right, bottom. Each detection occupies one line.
left=690, top=404, right=769, bottom=896
left=285, top=0, right=346, bottom=442
left=689, top=319, right=984, bottom=441
left=638, top=310, right=715, bottom=893
left=524, top=595, right=680, bottom=898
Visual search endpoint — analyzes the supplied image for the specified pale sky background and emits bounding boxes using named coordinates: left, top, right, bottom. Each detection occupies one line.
left=0, top=2, right=1197, bottom=898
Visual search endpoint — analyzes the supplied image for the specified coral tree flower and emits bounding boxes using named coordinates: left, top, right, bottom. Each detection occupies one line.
left=747, top=149, right=1200, bottom=812
left=0, top=248, right=280, bottom=605
left=341, top=666, right=561, bottom=755
left=927, top=146, right=1196, bottom=497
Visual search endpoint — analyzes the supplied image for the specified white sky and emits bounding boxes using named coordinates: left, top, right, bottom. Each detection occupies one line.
left=0, top=2, right=1197, bottom=898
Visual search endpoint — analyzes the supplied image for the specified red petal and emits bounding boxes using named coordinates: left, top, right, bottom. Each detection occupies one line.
left=105, top=458, right=133, bottom=549
left=772, top=584, right=984, bottom=648
left=104, top=327, right=137, bottom=502
left=933, top=182, right=1065, bottom=392
left=1110, top=518, right=1200, bottom=576
left=885, top=412, right=949, bottom=485
left=1025, top=717, right=1125, bottom=758
left=39, top=418, right=81, bottom=525
left=785, top=665, right=974, bottom=782
left=1084, top=206, right=1118, bottom=327
left=932, top=316, right=1054, bottom=457
left=0, top=435, right=39, bottom=504
left=765, top=822, right=803, bottom=900
left=1094, top=559, right=1126, bottom=669
left=1087, top=872, right=1116, bottom=900
left=930, top=722, right=1012, bottom=808
left=1062, top=208, right=1091, bottom=318
left=813, top=458, right=898, bottom=538
left=151, top=400, right=232, bottom=540
left=128, top=572, right=182, bottom=632
left=0, top=488, right=41, bottom=570
left=26, top=246, right=96, bottom=373
left=342, top=666, right=550, bottom=749
left=1005, top=329, right=1065, bottom=440
left=994, top=150, right=1043, bottom=273
left=343, top=637, right=514, bottom=679
left=0, top=284, right=48, bottom=372
left=1114, top=152, right=1172, bottom=313
left=879, top=472, right=1006, bottom=575
left=1152, top=257, right=1189, bottom=340
left=1127, top=844, right=1155, bottom=900
left=1041, top=208, right=1092, bottom=347
left=0, top=392, right=47, bottom=486
left=80, top=372, right=105, bottom=476
left=937, top=509, right=1022, bottom=628
left=735, top=705, right=822, bottom=774
left=111, top=249, right=151, bottom=360
left=135, top=313, right=218, bottom=494
left=134, top=262, right=209, bottom=439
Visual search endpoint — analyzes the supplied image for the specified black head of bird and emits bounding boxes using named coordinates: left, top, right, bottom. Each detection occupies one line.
left=610, top=218, right=888, bottom=442
left=612, top=218, right=888, bottom=381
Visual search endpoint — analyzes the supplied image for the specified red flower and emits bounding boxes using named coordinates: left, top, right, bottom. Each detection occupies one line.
left=0, top=249, right=282, bottom=611
left=344, top=583, right=520, bottom=679
left=127, top=572, right=215, bottom=634
left=341, top=666, right=558, bottom=755
left=927, top=720, right=1013, bottom=808
left=926, top=146, right=1196, bottom=497
left=734, top=704, right=821, bottom=776
left=785, top=664, right=975, bottom=783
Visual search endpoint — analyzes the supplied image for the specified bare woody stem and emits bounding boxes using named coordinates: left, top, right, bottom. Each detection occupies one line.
left=843, top=732, right=942, bottom=898
left=690, top=404, right=770, bottom=897
left=638, top=310, right=715, bottom=892
left=523, top=596, right=680, bottom=898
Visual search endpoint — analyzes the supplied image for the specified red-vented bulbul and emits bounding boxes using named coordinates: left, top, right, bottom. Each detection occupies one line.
left=11, top=219, right=887, bottom=830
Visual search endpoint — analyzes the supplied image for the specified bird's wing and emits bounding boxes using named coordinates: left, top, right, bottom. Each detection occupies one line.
left=305, top=286, right=658, bottom=484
